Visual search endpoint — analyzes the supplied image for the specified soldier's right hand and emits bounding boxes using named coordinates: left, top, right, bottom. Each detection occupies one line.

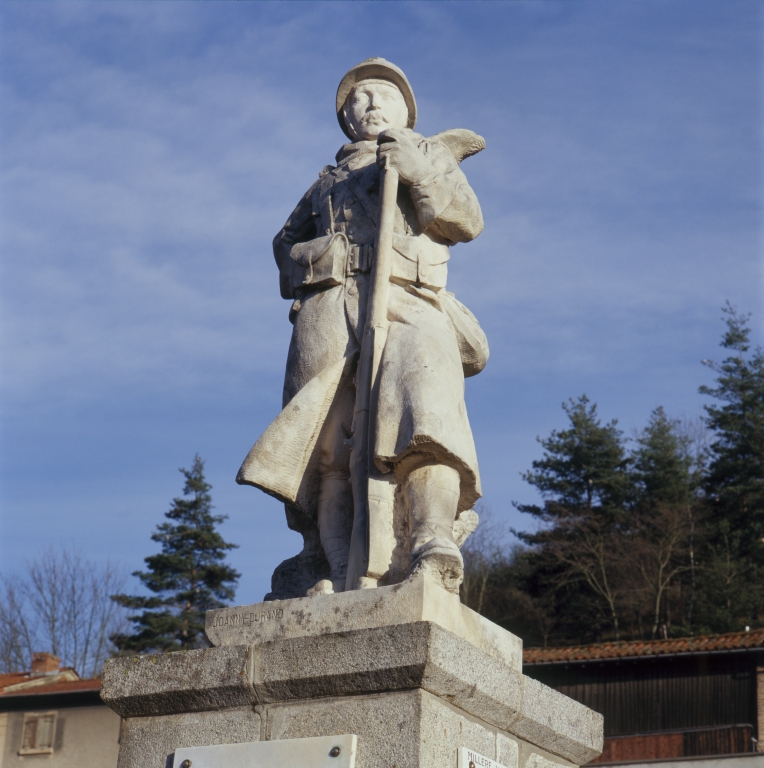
left=377, top=129, right=434, bottom=186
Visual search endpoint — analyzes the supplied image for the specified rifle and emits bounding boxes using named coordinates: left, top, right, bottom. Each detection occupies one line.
left=345, top=149, right=399, bottom=590
left=345, top=130, right=485, bottom=591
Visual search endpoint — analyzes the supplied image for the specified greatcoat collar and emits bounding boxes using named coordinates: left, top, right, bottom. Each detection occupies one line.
left=335, top=140, right=378, bottom=167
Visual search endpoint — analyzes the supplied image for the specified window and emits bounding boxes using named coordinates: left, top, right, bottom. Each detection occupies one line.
left=19, top=711, right=57, bottom=755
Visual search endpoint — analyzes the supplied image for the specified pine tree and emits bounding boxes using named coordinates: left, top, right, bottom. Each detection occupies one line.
left=632, top=408, right=696, bottom=509
left=112, top=456, right=240, bottom=652
left=700, top=305, right=764, bottom=548
left=696, top=304, right=764, bottom=631
left=630, top=408, right=698, bottom=638
left=514, top=396, right=632, bottom=641
left=516, top=396, right=632, bottom=520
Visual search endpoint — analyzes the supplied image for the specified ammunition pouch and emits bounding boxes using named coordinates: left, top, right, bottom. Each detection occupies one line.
left=287, top=232, right=349, bottom=294
left=391, top=234, right=450, bottom=290
left=287, top=234, right=374, bottom=296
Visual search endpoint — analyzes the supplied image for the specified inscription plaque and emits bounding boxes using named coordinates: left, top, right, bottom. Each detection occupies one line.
left=172, top=734, right=357, bottom=768
left=458, top=747, right=513, bottom=768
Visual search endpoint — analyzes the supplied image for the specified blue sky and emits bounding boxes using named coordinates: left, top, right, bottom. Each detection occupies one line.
left=1, top=1, right=761, bottom=603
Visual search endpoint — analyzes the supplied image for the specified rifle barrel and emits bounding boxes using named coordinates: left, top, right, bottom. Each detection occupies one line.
left=345, top=161, right=400, bottom=589
left=368, top=162, right=399, bottom=331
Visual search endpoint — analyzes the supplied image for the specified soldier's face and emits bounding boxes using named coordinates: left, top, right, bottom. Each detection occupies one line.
left=343, top=81, right=408, bottom=141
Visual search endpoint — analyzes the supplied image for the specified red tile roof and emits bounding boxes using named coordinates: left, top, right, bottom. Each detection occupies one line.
left=1, top=666, right=100, bottom=697
left=0, top=672, right=30, bottom=689
left=0, top=678, right=101, bottom=696
left=523, top=628, right=764, bottom=664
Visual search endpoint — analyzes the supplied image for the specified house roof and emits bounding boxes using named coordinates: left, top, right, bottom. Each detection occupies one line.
left=0, top=666, right=101, bottom=697
left=523, top=628, right=764, bottom=665
left=0, top=672, right=30, bottom=689
left=0, top=678, right=101, bottom=697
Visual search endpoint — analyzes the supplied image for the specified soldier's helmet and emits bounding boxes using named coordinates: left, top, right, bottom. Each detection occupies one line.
left=336, top=58, right=417, bottom=140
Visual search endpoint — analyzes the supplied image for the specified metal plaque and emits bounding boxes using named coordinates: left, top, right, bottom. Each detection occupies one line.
left=172, top=734, right=357, bottom=768
left=458, top=747, right=511, bottom=768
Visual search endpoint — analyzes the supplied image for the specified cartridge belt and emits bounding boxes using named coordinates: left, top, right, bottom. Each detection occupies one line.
left=347, top=243, right=373, bottom=275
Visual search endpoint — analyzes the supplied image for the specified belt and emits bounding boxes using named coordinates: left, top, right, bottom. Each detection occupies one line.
left=347, top=243, right=373, bottom=275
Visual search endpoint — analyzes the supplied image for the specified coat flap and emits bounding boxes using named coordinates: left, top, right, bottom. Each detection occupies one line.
left=236, top=356, right=348, bottom=509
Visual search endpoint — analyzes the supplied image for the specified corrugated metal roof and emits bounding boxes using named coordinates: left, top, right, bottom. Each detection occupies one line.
left=523, top=628, right=764, bottom=664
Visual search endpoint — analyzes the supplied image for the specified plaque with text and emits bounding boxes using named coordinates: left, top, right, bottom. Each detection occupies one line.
left=173, top=734, right=357, bottom=768
left=458, top=747, right=512, bottom=768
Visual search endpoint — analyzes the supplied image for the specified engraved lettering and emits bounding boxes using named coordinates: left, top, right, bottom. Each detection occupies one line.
left=467, top=752, right=494, bottom=768
left=458, top=748, right=509, bottom=768
left=210, top=608, right=284, bottom=628
left=254, top=608, right=284, bottom=622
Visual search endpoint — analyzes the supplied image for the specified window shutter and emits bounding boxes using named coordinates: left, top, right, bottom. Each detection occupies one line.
left=19, top=712, right=57, bottom=755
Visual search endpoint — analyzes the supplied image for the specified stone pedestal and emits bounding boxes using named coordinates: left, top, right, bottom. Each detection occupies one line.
left=101, top=576, right=603, bottom=768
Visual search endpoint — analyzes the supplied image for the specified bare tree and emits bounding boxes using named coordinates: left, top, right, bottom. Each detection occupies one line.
left=543, top=515, right=628, bottom=640
left=0, top=547, right=128, bottom=677
left=676, top=415, right=710, bottom=628
left=0, top=576, right=34, bottom=673
left=461, top=511, right=562, bottom=647
left=630, top=504, right=692, bottom=638
left=460, top=506, right=507, bottom=615
left=676, top=416, right=710, bottom=472
left=504, top=585, right=559, bottom=649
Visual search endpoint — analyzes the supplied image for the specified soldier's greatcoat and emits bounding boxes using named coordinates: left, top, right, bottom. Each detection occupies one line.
left=238, top=133, right=487, bottom=527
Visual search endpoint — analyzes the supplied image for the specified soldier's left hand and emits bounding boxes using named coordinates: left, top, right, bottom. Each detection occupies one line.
left=377, top=129, right=434, bottom=186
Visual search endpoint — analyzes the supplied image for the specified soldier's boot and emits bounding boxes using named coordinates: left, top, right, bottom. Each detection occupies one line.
left=404, top=464, right=464, bottom=595
left=309, top=472, right=353, bottom=596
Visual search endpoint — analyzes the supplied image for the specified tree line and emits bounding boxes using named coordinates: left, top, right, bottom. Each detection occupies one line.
left=2, top=305, right=760, bottom=672
left=461, top=305, right=764, bottom=646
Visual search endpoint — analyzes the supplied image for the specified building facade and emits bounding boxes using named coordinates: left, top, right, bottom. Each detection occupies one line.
left=524, top=630, right=764, bottom=768
left=0, top=654, right=120, bottom=768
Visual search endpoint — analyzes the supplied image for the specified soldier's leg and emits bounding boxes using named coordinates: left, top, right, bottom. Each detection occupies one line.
left=316, top=472, right=353, bottom=593
left=401, top=458, right=464, bottom=595
left=309, top=375, right=355, bottom=596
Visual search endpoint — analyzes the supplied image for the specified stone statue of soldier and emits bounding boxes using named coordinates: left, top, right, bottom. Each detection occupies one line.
left=237, top=58, right=489, bottom=599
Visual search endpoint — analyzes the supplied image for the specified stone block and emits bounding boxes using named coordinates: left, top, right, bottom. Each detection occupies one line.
left=421, top=623, right=524, bottom=730
left=101, top=646, right=255, bottom=718
left=265, top=690, right=422, bottom=768
left=496, top=733, right=520, bottom=768
left=418, top=690, right=502, bottom=768
left=206, top=573, right=522, bottom=671
left=102, top=620, right=602, bottom=766
left=250, top=621, right=524, bottom=737
left=246, top=620, right=600, bottom=763
left=264, top=689, right=500, bottom=768
left=251, top=619, right=521, bottom=727
left=252, top=621, right=431, bottom=703
left=525, top=755, right=572, bottom=768
left=512, top=677, right=603, bottom=767
left=117, top=707, right=261, bottom=768
left=263, top=689, right=578, bottom=768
